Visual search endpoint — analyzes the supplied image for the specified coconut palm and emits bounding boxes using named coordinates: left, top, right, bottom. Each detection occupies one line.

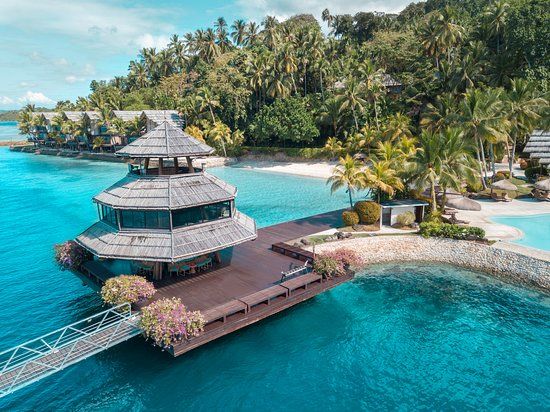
left=505, top=79, right=548, bottom=175
left=421, top=93, right=459, bottom=132
left=207, top=121, right=230, bottom=157
left=195, top=87, right=220, bottom=123
left=338, top=78, right=366, bottom=130
left=483, top=0, right=509, bottom=54
left=327, top=154, right=368, bottom=208
left=364, top=160, right=404, bottom=203
left=244, top=22, right=260, bottom=46
left=231, top=19, right=247, bottom=46
left=318, top=97, right=343, bottom=137
left=324, top=137, right=344, bottom=159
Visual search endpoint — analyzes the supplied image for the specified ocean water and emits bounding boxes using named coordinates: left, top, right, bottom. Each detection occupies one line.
left=0, top=121, right=20, bottom=141
left=0, top=123, right=548, bottom=410
left=492, top=214, right=550, bottom=251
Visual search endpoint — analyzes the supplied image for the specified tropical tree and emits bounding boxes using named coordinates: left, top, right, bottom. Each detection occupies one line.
left=338, top=78, right=366, bottom=130
left=364, top=160, right=404, bottom=203
left=327, top=154, right=367, bottom=208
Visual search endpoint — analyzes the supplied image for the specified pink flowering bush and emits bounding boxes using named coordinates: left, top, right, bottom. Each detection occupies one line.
left=54, top=241, right=87, bottom=270
left=313, top=248, right=361, bottom=279
left=101, top=275, right=156, bottom=306
left=139, top=298, right=205, bottom=348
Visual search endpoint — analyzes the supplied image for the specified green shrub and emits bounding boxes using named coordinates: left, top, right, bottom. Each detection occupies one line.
left=494, top=170, right=510, bottom=181
left=396, top=211, right=415, bottom=227
left=342, top=210, right=360, bottom=227
left=525, top=166, right=548, bottom=181
left=419, top=222, right=485, bottom=240
left=242, top=146, right=326, bottom=159
left=354, top=201, right=381, bottom=225
left=424, top=210, right=443, bottom=223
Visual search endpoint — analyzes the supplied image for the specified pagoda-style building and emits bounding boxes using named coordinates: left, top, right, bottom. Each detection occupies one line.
left=75, top=122, right=257, bottom=280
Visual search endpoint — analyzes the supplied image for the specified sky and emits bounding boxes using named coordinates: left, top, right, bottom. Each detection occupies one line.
left=0, top=0, right=411, bottom=110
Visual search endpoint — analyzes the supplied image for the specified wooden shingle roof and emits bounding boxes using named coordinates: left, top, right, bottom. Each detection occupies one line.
left=524, top=130, right=550, bottom=166
left=34, top=112, right=57, bottom=121
left=62, top=111, right=85, bottom=122
left=94, top=172, right=237, bottom=210
left=75, top=211, right=257, bottom=262
left=112, top=110, right=143, bottom=121
left=116, top=122, right=214, bottom=158
left=141, top=110, right=184, bottom=128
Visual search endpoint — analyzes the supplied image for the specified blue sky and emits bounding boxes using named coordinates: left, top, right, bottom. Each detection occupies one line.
left=0, top=0, right=410, bottom=110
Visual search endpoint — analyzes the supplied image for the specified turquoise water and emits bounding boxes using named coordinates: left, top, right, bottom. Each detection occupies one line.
left=0, top=122, right=549, bottom=410
left=0, top=121, right=20, bottom=141
left=493, top=214, right=550, bottom=251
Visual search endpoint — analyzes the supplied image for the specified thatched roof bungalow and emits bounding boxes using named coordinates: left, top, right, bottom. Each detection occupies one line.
left=524, top=130, right=550, bottom=168
left=111, top=110, right=143, bottom=122
left=141, top=110, right=185, bottom=132
left=75, top=122, right=256, bottom=279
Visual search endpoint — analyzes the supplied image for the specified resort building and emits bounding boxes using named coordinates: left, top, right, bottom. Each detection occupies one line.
left=75, top=121, right=257, bottom=280
left=524, top=130, right=550, bottom=169
left=141, top=110, right=185, bottom=132
left=380, top=199, right=428, bottom=227
left=82, top=111, right=103, bottom=136
left=111, top=110, right=143, bottom=122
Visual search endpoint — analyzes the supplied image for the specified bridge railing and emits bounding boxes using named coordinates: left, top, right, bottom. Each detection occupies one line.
left=0, top=303, right=139, bottom=387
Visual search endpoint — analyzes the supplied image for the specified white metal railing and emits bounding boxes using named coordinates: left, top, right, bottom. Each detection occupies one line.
left=0, top=303, right=141, bottom=398
left=280, top=260, right=310, bottom=282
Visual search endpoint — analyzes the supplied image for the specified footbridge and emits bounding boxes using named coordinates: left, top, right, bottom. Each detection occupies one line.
left=0, top=303, right=141, bottom=398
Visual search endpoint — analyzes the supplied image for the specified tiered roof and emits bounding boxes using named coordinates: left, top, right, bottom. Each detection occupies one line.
left=112, top=110, right=143, bottom=121
left=94, top=173, right=236, bottom=210
left=116, top=122, right=213, bottom=158
left=524, top=130, right=550, bottom=167
left=76, top=211, right=256, bottom=262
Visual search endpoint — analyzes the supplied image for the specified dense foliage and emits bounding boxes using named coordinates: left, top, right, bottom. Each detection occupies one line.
left=342, top=210, right=360, bottom=226
left=419, top=221, right=486, bottom=240
left=139, top=298, right=205, bottom=348
left=101, top=275, right=156, bottom=306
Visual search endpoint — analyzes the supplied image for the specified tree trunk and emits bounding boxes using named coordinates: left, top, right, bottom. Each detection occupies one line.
left=352, top=109, right=358, bottom=130
left=320, top=69, right=324, bottom=99
left=348, top=185, right=353, bottom=209
left=430, top=178, right=437, bottom=212
left=490, top=143, right=496, bottom=182
left=475, top=144, right=487, bottom=189
left=509, top=134, right=517, bottom=177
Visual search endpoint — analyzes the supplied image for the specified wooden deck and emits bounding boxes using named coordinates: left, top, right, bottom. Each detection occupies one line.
left=147, top=209, right=347, bottom=357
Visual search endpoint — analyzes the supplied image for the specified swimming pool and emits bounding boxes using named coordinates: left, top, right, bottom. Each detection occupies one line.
left=492, top=214, right=550, bottom=251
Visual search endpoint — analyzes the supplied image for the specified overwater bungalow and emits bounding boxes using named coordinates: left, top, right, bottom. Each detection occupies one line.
left=75, top=121, right=257, bottom=281
left=141, top=110, right=185, bottom=132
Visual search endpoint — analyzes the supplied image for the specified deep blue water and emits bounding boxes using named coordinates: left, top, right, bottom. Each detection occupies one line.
left=492, top=214, right=550, bottom=251
left=0, top=122, right=548, bottom=410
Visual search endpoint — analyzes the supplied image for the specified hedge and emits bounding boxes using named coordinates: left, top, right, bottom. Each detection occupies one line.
left=419, top=222, right=485, bottom=240
left=342, top=210, right=360, bottom=226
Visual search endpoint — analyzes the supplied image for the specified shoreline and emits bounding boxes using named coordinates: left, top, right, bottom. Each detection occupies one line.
left=307, top=235, right=550, bottom=292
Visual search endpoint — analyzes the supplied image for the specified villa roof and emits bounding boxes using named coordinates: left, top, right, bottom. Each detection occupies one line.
left=141, top=110, right=184, bottom=128
left=524, top=130, right=550, bottom=166
left=62, top=111, right=85, bottom=122
left=112, top=110, right=143, bottom=121
left=116, top=122, right=214, bottom=158
left=94, top=172, right=237, bottom=210
left=75, top=211, right=257, bottom=262
left=35, top=112, right=57, bottom=121
left=380, top=199, right=428, bottom=208
left=83, top=111, right=101, bottom=121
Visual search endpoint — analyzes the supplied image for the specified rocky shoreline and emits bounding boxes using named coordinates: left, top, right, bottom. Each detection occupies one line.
left=309, top=235, right=550, bottom=291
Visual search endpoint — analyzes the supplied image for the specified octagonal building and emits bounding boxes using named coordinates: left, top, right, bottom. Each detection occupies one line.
left=76, top=122, right=257, bottom=280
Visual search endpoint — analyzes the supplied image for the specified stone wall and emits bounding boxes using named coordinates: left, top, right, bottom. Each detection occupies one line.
left=312, top=235, right=550, bottom=291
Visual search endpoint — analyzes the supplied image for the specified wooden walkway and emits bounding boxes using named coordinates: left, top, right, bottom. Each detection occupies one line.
left=146, top=209, right=348, bottom=356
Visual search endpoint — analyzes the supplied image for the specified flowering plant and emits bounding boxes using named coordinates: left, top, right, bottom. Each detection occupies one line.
left=54, top=241, right=87, bottom=270
left=101, top=275, right=156, bottom=306
left=313, top=248, right=361, bottom=279
left=139, top=298, right=205, bottom=348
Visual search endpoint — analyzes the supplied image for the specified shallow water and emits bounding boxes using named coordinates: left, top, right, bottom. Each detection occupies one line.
left=492, top=214, right=550, bottom=251
left=0, top=122, right=548, bottom=410
left=0, top=121, right=19, bottom=141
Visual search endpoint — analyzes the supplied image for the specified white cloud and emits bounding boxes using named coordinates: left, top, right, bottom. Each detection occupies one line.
left=19, top=82, right=36, bottom=88
left=17, top=91, right=55, bottom=105
left=65, top=75, right=86, bottom=84
left=137, top=33, right=171, bottom=50
left=236, top=0, right=411, bottom=21
left=0, top=0, right=176, bottom=53
left=0, top=96, right=15, bottom=105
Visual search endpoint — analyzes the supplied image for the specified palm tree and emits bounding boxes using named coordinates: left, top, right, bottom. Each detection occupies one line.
left=421, top=93, right=459, bottom=131
left=231, top=19, right=247, bottom=46
left=207, top=121, right=230, bottom=157
left=483, top=0, right=509, bottom=54
left=356, top=60, right=384, bottom=129
left=262, top=16, right=279, bottom=50
left=318, top=97, right=343, bottom=136
left=196, top=87, right=220, bottom=123
left=458, top=88, right=507, bottom=188
left=505, top=79, right=548, bottom=175
left=244, top=22, right=260, bottom=46
left=364, top=160, right=404, bottom=203
left=324, top=137, right=344, bottom=159
left=327, top=154, right=367, bottom=208
left=383, top=113, right=413, bottom=142
left=338, top=78, right=366, bottom=130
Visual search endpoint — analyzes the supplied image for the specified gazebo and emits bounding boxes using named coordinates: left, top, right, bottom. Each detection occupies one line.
left=75, top=122, right=257, bottom=280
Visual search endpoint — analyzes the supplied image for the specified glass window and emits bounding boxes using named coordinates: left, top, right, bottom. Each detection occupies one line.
left=203, top=201, right=231, bottom=221
left=172, top=201, right=232, bottom=228
left=100, top=205, right=117, bottom=227
left=144, top=211, right=170, bottom=229
left=120, top=210, right=170, bottom=229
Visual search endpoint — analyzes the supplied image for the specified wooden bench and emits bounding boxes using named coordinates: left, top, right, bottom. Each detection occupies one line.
left=238, top=285, right=289, bottom=310
left=202, top=300, right=248, bottom=324
left=281, top=273, right=322, bottom=295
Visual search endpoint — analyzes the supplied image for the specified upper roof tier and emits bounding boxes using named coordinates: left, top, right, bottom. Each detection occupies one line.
left=94, top=172, right=237, bottom=210
left=116, top=122, right=214, bottom=158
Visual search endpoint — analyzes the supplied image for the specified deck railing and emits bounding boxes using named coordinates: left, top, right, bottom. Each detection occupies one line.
left=0, top=303, right=141, bottom=398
